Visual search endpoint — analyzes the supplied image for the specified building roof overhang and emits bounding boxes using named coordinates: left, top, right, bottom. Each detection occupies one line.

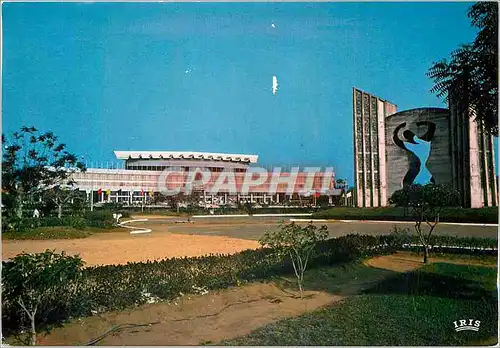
left=113, top=151, right=259, bottom=164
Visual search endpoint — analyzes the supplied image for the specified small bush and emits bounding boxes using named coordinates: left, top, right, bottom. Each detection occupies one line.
left=39, top=217, right=87, bottom=230
left=83, top=211, right=115, bottom=228
left=2, top=250, right=85, bottom=345
left=3, top=211, right=119, bottom=234
left=260, top=222, right=329, bottom=296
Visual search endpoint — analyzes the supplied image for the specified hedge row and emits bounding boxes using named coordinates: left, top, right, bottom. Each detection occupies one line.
left=3, top=210, right=132, bottom=233
left=2, top=233, right=497, bottom=336
left=313, top=206, right=498, bottom=224
left=387, top=229, right=498, bottom=254
left=119, top=206, right=331, bottom=215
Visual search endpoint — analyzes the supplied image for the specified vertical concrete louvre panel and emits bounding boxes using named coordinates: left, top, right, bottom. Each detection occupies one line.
left=377, top=100, right=387, bottom=206
left=454, top=105, right=471, bottom=207
left=450, top=103, right=499, bottom=208
left=352, top=88, right=396, bottom=207
left=353, top=88, right=364, bottom=207
left=449, top=103, right=459, bottom=200
left=352, top=88, right=359, bottom=207
left=461, top=109, right=469, bottom=206
left=362, top=93, right=372, bottom=207
left=370, top=96, right=379, bottom=207
left=474, top=118, right=497, bottom=207
left=478, top=120, right=489, bottom=205
left=487, top=134, right=498, bottom=206
left=468, top=114, right=483, bottom=208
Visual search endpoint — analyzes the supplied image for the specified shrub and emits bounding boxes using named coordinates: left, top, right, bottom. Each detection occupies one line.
left=83, top=211, right=115, bottom=228
left=2, top=217, right=41, bottom=233
left=2, top=250, right=85, bottom=345
left=260, top=222, right=329, bottom=297
left=2, top=213, right=112, bottom=233
left=390, top=184, right=461, bottom=263
left=39, top=217, right=87, bottom=230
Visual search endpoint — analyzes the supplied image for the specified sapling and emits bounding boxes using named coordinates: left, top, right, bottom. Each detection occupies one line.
left=389, top=184, right=461, bottom=263
left=2, top=250, right=84, bottom=345
left=259, top=222, right=328, bottom=297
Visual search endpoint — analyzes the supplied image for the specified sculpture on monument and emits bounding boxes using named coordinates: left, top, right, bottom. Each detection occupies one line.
left=393, top=121, right=436, bottom=187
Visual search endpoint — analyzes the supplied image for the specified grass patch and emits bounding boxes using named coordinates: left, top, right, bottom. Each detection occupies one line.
left=223, top=262, right=498, bottom=346
left=275, top=261, right=395, bottom=296
left=313, top=206, right=498, bottom=224
left=132, top=211, right=191, bottom=217
left=407, top=250, right=498, bottom=266
left=2, top=226, right=126, bottom=240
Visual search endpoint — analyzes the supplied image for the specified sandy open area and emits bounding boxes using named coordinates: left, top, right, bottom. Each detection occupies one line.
left=2, top=230, right=260, bottom=267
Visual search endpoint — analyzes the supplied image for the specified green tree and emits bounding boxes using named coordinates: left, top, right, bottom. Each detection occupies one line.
left=428, top=2, right=498, bottom=133
left=259, top=222, right=328, bottom=297
left=2, top=126, right=85, bottom=220
left=389, top=184, right=461, bottom=263
left=2, top=250, right=85, bottom=345
left=43, top=186, right=81, bottom=218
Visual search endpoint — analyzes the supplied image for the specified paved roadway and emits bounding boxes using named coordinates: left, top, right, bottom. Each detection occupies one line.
left=138, top=216, right=498, bottom=241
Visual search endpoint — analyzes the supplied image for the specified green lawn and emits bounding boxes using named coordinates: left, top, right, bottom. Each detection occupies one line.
left=1, top=226, right=126, bottom=240
left=312, top=206, right=498, bottom=224
left=222, top=262, right=498, bottom=346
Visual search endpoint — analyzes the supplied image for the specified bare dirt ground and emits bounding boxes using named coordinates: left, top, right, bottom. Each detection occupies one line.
left=2, top=230, right=260, bottom=267
left=37, top=283, right=342, bottom=346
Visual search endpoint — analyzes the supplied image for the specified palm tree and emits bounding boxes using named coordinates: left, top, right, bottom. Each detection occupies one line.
left=427, top=2, right=498, bottom=134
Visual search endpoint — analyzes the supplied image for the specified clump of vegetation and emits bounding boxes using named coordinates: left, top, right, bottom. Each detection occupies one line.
left=2, top=126, right=85, bottom=221
left=428, top=2, right=497, bottom=133
left=1, top=126, right=133, bottom=236
left=259, top=222, right=328, bottom=297
left=2, top=227, right=92, bottom=240
left=389, top=184, right=461, bottom=263
left=2, top=250, right=85, bottom=345
left=312, top=206, right=498, bottom=224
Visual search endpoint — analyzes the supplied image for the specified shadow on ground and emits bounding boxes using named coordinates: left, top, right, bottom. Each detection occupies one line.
left=361, top=266, right=496, bottom=301
left=222, top=259, right=498, bottom=346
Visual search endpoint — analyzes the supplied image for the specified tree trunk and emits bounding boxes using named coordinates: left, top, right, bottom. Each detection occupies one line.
left=58, top=204, right=63, bottom=218
left=298, top=271, right=305, bottom=299
left=29, top=313, right=36, bottom=345
left=15, top=193, right=24, bottom=219
left=423, top=245, right=429, bottom=264
left=297, top=280, right=303, bottom=299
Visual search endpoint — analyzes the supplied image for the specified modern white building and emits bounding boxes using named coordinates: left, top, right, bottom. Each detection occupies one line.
left=70, top=150, right=342, bottom=206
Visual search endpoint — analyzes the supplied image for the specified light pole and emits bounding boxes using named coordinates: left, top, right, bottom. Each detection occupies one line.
left=90, top=187, right=94, bottom=212
left=344, top=178, right=349, bottom=207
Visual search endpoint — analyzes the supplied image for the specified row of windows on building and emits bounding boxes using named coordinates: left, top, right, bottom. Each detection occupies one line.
left=124, top=165, right=248, bottom=173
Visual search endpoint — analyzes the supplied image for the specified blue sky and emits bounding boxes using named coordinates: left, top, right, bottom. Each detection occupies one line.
left=2, top=2, right=496, bottom=183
